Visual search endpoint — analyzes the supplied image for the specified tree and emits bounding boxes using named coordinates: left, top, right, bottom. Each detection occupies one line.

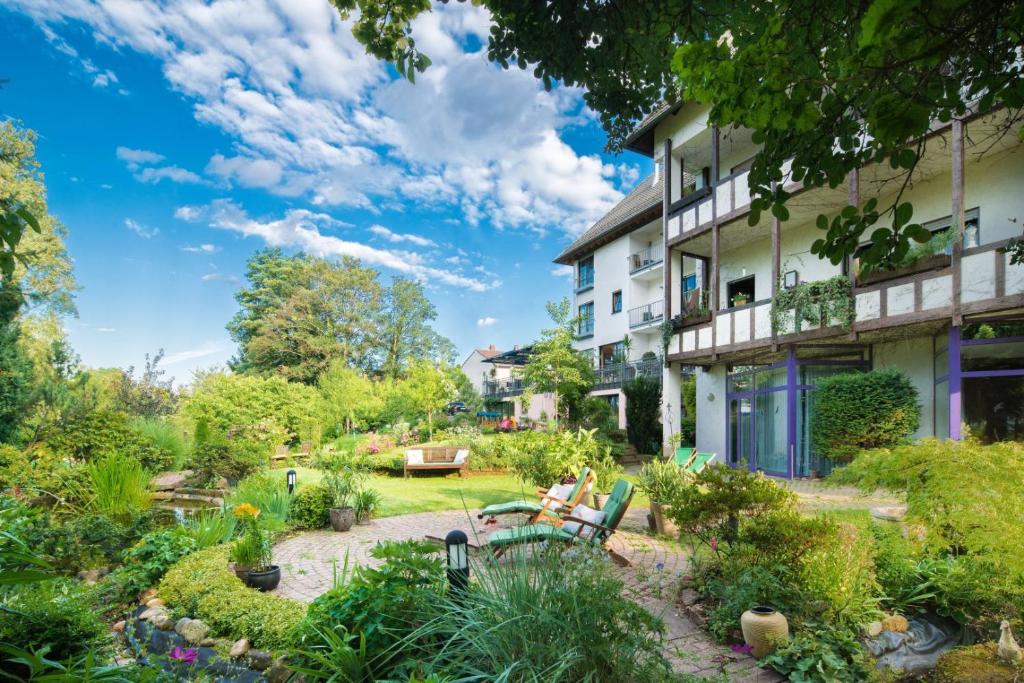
left=228, top=250, right=383, bottom=383
left=317, top=361, right=383, bottom=434
left=623, top=376, right=662, bottom=455
left=378, top=277, right=455, bottom=380
left=112, top=350, right=177, bottom=418
left=334, top=0, right=1024, bottom=268
left=0, top=322, right=33, bottom=444
left=404, top=359, right=455, bottom=440
left=522, top=298, right=594, bottom=428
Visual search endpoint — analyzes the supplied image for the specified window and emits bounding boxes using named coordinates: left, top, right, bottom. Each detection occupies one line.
left=611, top=290, right=622, bottom=314
left=599, top=341, right=625, bottom=367
left=727, top=275, right=755, bottom=308
left=577, top=301, right=594, bottom=336
left=576, top=256, right=594, bottom=290
left=682, top=274, right=698, bottom=293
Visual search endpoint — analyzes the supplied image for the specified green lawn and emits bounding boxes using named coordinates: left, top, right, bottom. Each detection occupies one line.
left=288, top=467, right=649, bottom=517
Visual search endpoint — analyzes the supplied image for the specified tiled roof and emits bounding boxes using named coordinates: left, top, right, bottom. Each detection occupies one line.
left=476, top=347, right=500, bottom=359
left=553, top=174, right=663, bottom=264
left=623, top=100, right=683, bottom=156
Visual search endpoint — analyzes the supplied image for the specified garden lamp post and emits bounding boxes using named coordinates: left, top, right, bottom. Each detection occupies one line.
left=445, top=529, right=469, bottom=596
left=286, top=469, right=297, bottom=495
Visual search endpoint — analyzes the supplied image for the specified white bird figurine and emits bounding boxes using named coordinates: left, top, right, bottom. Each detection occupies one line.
left=998, top=620, right=1022, bottom=664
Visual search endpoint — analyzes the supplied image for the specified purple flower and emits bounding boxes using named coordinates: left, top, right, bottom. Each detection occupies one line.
left=731, top=643, right=754, bottom=655
left=170, top=646, right=198, bottom=665
left=655, top=562, right=665, bottom=571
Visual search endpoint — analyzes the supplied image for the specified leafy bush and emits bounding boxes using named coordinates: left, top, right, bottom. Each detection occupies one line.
left=44, top=410, right=168, bottom=471
left=810, top=369, right=919, bottom=462
left=294, top=540, right=444, bottom=670
left=191, top=429, right=266, bottom=485
left=761, top=625, right=876, bottom=683
left=159, top=545, right=306, bottom=651
left=183, top=508, right=237, bottom=549
left=228, top=471, right=292, bottom=529
left=0, top=444, right=88, bottom=501
left=100, top=527, right=196, bottom=604
left=798, top=521, right=881, bottom=629
left=131, top=417, right=189, bottom=471
left=697, top=561, right=804, bottom=642
left=0, top=578, right=109, bottom=661
left=290, top=483, right=334, bottom=529
left=623, top=375, right=662, bottom=454
left=507, top=428, right=610, bottom=488
left=84, top=452, right=151, bottom=518
left=637, top=459, right=689, bottom=503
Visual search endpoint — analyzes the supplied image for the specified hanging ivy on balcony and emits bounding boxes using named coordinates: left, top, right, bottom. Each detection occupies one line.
left=769, top=275, right=854, bottom=335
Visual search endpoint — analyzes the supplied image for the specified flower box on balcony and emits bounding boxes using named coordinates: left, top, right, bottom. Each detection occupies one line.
left=674, top=312, right=711, bottom=330
left=856, top=253, right=951, bottom=286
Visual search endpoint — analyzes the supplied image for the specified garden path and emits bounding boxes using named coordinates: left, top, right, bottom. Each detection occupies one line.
left=273, top=509, right=784, bottom=682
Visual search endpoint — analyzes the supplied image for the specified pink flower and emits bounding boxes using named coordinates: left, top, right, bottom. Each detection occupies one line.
left=170, top=646, right=198, bottom=665
left=731, top=643, right=754, bottom=655
left=710, top=537, right=719, bottom=552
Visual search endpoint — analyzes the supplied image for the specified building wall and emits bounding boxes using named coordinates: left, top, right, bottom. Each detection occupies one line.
left=695, top=365, right=727, bottom=458
left=871, top=334, right=938, bottom=440
left=460, top=351, right=491, bottom=395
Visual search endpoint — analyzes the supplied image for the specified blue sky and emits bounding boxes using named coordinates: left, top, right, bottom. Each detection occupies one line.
left=1, top=0, right=652, bottom=383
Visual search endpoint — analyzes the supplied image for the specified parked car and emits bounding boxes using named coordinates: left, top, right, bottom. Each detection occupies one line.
left=446, top=401, right=469, bottom=415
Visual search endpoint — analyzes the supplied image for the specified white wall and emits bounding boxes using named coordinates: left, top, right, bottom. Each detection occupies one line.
left=696, top=365, right=727, bottom=457
left=871, top=335, right=937, bottom=439
left=460, top=351, right=491, bottom=395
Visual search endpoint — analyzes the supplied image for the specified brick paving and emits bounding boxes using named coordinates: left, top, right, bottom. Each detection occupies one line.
left=272, top=506, right=783, bottom=681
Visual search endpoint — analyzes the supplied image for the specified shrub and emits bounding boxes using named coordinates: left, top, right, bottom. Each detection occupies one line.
left=191, top=430, right=266, bottom=485
left=131, top=417, right=189, bottom=471
left=84, top=452, right=152, bottom=518
left=507, top=428, right=610, bottom=488
left=183, top=508, right=237, bottom=549
left=100, top=527, right=197, bottom=604
left=761, top=624, right=876, bottom=683
left=637, top=459, right=689, bottom=503
left=228, top=471, right=293, bottom=529
left=290, top=483, right=334, bottom=529
left=622, top=375, right=661, bottom=454
left=0, top=578, right=110, bottom=661
left=798, top=521, right=881, bottom=629
left=810, top=369, right=920, bottom=462
left=159, top=545, right=306, bottom=651
left=698, top=561, right=805, bottom=642
left=44, top=410, right=167, bottom=471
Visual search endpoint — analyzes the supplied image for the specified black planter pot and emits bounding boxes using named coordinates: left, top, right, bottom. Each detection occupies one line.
left=245, top=565, right=281, bottom=592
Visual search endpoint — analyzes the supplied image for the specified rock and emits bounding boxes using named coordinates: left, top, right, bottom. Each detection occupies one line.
left=229, top=638, right=251, bottom=659
left=247, top=649, right=273, bottom=671
left=882, top=614, right=910, bottom=633
left=866, top=621, right=884, bottom=637
left=112, top=620, right=126, bottom=633
left=266, top=658, right=291, bottom=683
left=173, top=617, right=193, bottom=635
left=77, top=567, right=108, bottom=585
left=145, top=598, right=166, bottom=608
left=152, top=614, right=175, bottom=631
left=679, top=588, right=700, bottom=607
left=151, top=471, right=190, bottom=491
left=870, top=505, right=908, bottom=522
left=214, top=477, right=229, bottom=490
left=139, top=588, right=158, bottom=605
left=200, top=638, right=217, bottom=647
left=138, top=607, right=167, bottom=622
left=177, top=618, right=209, bottom=645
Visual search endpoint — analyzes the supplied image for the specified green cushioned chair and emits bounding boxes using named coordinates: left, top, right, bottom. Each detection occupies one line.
left=674, top=447, right=695, bottom=467
left=684, top=452, right=715, bottom=475
left=478, top=467, right=594, bottom=523
left=487, top=479, right=634, bottom=556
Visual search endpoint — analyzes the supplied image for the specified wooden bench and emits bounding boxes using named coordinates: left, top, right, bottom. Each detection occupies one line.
left=404, top=447, right=470, bottom=478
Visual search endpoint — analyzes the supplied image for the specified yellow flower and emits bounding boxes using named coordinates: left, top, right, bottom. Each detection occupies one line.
left=232, top=503, right=260, bottom=518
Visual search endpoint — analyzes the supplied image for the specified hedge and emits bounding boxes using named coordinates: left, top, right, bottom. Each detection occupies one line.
left=158, top=546, right=306, bottom=651
left=623, top=376, right=662, bottom=455
left=810, top=369, right=920, bottom=462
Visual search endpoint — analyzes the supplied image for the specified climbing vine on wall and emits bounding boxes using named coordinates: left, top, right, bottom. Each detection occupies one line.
left=770, top=275, right=854, bottom=335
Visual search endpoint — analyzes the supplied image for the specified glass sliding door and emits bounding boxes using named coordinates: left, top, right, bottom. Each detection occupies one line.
left=726, top=363, right=788, bottom=477
left=728, top=397, right=753, bottom=467
left=754, top=390, right=788, bottom=475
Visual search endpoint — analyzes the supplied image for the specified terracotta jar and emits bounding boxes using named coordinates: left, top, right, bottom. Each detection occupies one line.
left=740, top=606, right=789, bottom=658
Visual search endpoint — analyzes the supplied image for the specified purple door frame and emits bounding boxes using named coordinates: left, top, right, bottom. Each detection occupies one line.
left=948, top=327, right=962, bottom=440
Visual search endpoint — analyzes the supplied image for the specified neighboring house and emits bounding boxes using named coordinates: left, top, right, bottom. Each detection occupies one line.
left=476, top=346, right=557, bottom=424
left=460, top=344, right=503, bottom=396
left=553, top=173, right=689, bottom=430
left=565, top=100, right=1024, bottom=477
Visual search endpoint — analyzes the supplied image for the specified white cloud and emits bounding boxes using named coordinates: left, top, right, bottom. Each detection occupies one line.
left=40, top=24, right=119, bottom=88
left=551, top=265, right=573, bottom=279
left=100, top=183, right=113, bottom=190
left=175, top=205, right=204, bottom=221
left=162, top=340, right=233, bottom=366
left=476, top=317, right=498, bottom=327
left=182, top=243, right=221, bottom=253
left=125, top=218, right=159, bottom=238
left=95, top=326, right=117, bottom=333
left=200, top=272, right=239, bottom=283
left=14, top=0, right=629, bottom=237
left=206, top=199, right=499, bottom=292
left=116, top=147, right=165, bottom=167
left=369, top=224, right=435, bottom=248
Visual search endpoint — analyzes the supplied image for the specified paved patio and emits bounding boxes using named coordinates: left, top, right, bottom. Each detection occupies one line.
left=272, top=506, right=784, bottom=682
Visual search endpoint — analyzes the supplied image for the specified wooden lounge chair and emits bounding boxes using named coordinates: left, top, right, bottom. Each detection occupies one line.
left=271, top=445, right=290, bottom=462
left=486, top=479, right=634, bottom=559
left=673, top=447, right=695, bottom=467
left=477, top=467, right=594, bottom=523
left=297, top=441, right=313, bottom=458
left=684, top=452, right=715, bottom=475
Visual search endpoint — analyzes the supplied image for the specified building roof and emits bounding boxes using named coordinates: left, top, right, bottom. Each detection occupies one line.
left=481, top=346, right=534, bottom=366
left=623, top=100, right=684, bottom=157
left=553, top=174, right=664, bottom=265
left=475, top=344, right=500, bottom=359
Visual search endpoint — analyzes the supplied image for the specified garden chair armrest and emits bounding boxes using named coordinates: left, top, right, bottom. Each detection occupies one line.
left=561, top=516, right=614, bottom=535
left=541, top=495, right=571, bottom=508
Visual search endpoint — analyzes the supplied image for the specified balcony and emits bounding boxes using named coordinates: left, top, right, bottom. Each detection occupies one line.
left=574, top=271, right=594, bottom=293
left=628, top=244, right=664, bottom=278
left=577, top=317, right=595, bottom=338
left=483, top=377, right=525, bottom=398
left=628, top=300, right=664, bottom=330
left=593, top=355, right=663, bottom=389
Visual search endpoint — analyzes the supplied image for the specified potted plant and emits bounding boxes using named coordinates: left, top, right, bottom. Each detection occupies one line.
left=324, top=469, right=359, bottom=532
left=590, top=451, right=625, bottom=511
left=637, top=460, right=688, bottom=536
left=353, top=487, right=382, bottom=525
left=731, top=293, right=750, bottom=308
left=232, top=504, right=280, bottom=591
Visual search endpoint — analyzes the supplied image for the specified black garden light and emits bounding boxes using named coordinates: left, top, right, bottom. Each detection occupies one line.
left=286, top=469, right=297, bottom=495
left=445, top=529, right=470, bottom=595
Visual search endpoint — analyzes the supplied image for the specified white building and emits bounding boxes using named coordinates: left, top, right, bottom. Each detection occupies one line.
left=554, top=175, right=680, bottom=430
left=460, top=344, right=503, bottom=396
left=561, top=101, right=1024, bottom=476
